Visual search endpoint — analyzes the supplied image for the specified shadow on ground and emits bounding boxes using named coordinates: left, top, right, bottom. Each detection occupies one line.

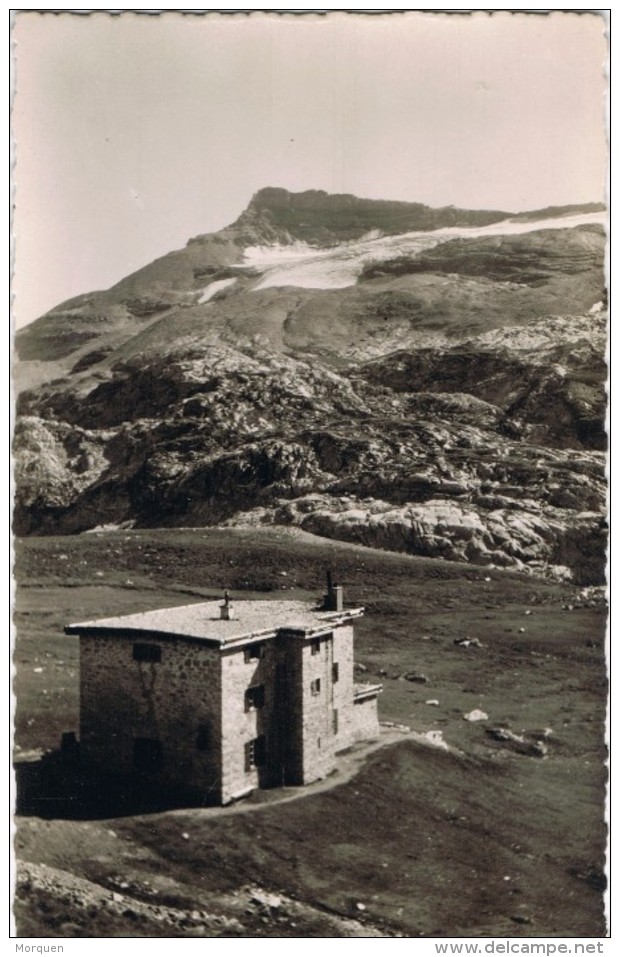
left=14, top=750, right=219, bottom=820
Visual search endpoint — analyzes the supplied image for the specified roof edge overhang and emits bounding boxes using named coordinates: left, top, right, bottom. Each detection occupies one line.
left=276, top=607, right=365, bottom=636
left=65, top=607, right=364, bottom=649
left=353, top=683, right=383, bottom=702
left=64, top=625, right=225, bottom=648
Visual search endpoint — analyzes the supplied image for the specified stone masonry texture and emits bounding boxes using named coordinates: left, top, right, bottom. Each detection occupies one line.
left=76, top=600, right=380, bottom=805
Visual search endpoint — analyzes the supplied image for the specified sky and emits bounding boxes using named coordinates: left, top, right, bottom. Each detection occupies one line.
left=12, top=10, right=608, bottom=329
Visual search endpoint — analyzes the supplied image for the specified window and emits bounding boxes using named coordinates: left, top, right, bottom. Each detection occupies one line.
left=311, top=638, right=321, bottom=656
left=245, top=735, right=266, bottom=771
left=332, top=662, right=339, bottom=683
left=333, top=709, right=339, bottom=734
left=133, top=738, right=163, bottom=771
left=310, top=678, right=321, bottom=696
left=244, top=642, right=264, bottom=663
left=196, top=724, right=210, bottom=750
left=133, top=642, right=161, bottom=663
left=245, top=684, right=265, bottom=711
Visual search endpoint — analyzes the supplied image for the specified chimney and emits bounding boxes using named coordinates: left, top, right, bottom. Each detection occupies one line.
left=323, top=570, right=344, bottom=612
left=220, top=589, right=233, bottom=620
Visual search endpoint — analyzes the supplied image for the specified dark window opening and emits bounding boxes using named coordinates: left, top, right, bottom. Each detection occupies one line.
left=133, top=642, right=162, bottom=663
left=244, top=642, right=264, bottom=662
left=311, top=638, right=321, bottom=656
left=196, top=724, right=210, bottom=750
left=245, top=735, right=266, bottom=771
left=332, top=662, right=339, bottom=683
left=311, top=678, right=321, bottom=696
left=245, top=684, right=265, bottom=711
left=333, top=709, right=339, bottom=734
left=133, top=738, right=163, bottom=771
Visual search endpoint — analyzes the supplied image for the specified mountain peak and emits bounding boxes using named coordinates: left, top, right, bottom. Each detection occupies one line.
left=233, top=187, right=516, bottom=247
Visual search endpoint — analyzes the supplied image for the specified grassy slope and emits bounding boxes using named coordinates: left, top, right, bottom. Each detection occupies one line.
left=13, top=527, right=607, bottom=937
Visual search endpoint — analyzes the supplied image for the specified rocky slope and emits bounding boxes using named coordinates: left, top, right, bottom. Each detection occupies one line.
left=16, top=860, right=389, bottom=937
left=13, top=189, right=607, bottom=582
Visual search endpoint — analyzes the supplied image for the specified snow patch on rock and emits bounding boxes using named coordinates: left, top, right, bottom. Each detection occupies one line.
left=245, top=212, right=605, bottom=293
left=198, top=278, right=237, bottom=303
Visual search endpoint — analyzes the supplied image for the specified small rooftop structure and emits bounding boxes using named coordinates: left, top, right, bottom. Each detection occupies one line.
left=67, top=578, right=381, bottom=805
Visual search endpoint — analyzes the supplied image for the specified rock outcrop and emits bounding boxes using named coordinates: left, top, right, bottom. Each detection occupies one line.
left=13, top=189, right=607, bottom=582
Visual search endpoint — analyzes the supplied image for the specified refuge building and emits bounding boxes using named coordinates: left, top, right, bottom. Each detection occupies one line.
left=65, top=580, right=381, bottom=805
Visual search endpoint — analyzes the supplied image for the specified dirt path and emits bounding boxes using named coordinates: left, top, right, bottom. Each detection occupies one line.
left=162, top=725, right=448, bottom=823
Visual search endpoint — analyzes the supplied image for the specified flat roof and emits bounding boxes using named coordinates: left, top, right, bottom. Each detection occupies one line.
left=65, top=598, right=364, bottom=648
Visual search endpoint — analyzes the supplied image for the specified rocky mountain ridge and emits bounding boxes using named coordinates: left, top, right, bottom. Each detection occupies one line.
left=15, top=190, right=604, bottom=376
left=227, top=187, right=605, bottom=247
left=13, top=189, right=607, bottom=582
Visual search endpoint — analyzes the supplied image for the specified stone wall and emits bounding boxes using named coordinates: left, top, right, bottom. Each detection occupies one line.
left=298, top=631, right=337, bottom=784
left=219, top=623, right=357, bottom=799
left=331, top=624, right=356, bottom=749
left=351, top=693, right=380, bottom=743
left=78, top=613, right=372, bottom=805
left=80, top=633, right=222, bottom=801
left=220, top=636, right=283, bottom=802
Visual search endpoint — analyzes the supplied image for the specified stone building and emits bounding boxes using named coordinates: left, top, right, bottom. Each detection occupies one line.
left=65, top=580, right=381, bottom=805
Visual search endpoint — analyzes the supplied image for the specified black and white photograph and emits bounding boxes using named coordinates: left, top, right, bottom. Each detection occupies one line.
left=11, top=9, right=609, bottom=940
